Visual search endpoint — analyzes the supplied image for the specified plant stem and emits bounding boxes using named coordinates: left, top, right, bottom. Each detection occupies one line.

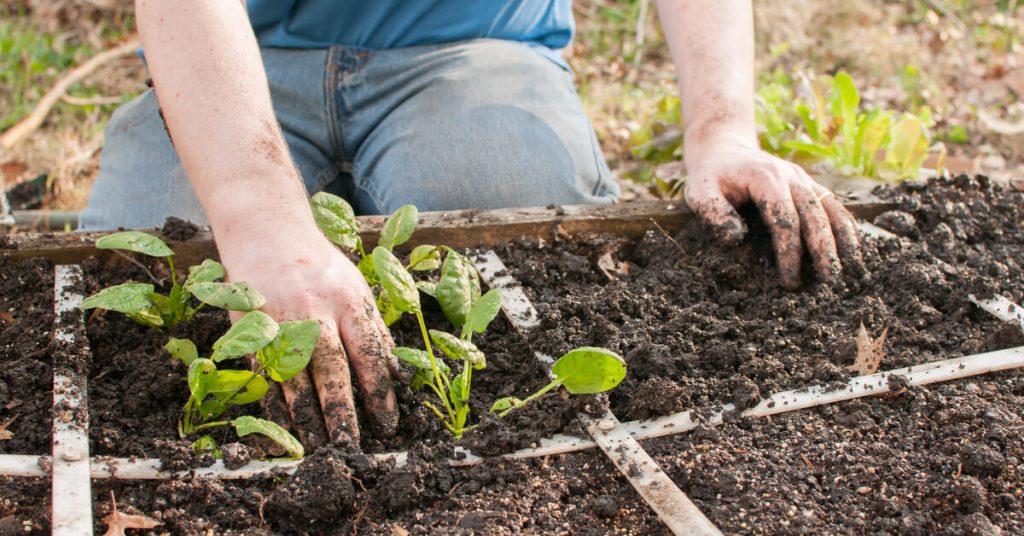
left=416, top=311, right=456, bottom=424
left=191, top=420, right=229, bottom=432
left=497, top=378, right=563, bottom=418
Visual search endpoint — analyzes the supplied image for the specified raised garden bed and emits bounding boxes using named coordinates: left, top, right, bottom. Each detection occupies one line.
left=0, top=176, right=1021, bottom=534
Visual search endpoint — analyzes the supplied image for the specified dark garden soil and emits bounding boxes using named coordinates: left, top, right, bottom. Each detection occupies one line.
left=0, top=477, right=49, bottom=535
left=2, top=176, right=1021, bottom=534
left=0, top=258, right=54, bottom=455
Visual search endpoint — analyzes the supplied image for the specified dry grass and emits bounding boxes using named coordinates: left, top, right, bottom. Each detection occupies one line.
left=1, top=0, right=1021, bottom=213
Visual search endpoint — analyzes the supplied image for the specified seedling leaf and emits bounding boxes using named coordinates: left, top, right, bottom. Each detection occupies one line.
left=408, top=244, right=441, bottom=271
left=357, top=253, right=378, bottom=283
left=187, top=358, right=218, bottom=403
left=184, top=259, right=226, bottom=288
left=311, top=192, right=361, bottom=251
left=191, top=435, right=221, bottom=458
left=210, top=369, right=269, bottom=405
left=847, top=322, right=888, bottom=375
left=373, top=247, right=420, bottom=313
left=164, top=337, right=198, bottom=366
left=393, top=346, right=432, bottom=370
left=232, top=415, right=304, bottom=458
left=262, top=320, right=319, bottom=382
left=463, top=288, right=502, bottom=336
left=190, top=281, right=266, bottom=312
left=82, top=283, right=155, bottom=314
left=211, top=311, right=279, bottom=362
left=416, top=280, right=437, bottom=297
left=429, top=329, right=486, bottom=370
left=96, top=231, right=174, bottom=258
left=436, top=250, right=481, bottom=328
left=489, top=396, right=522, bottom=413
left=376, top=291, right=403, bottom=326
left=551, top=347, right=627, bottom=394
left=379, top=204, right=418, bottom=250
left=450, top=374, right=469, bottom=403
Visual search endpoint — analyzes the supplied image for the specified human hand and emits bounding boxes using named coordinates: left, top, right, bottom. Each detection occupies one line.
left=219, top=231, right=398, bottom=449
left=684, top=134, right=863, bottom=289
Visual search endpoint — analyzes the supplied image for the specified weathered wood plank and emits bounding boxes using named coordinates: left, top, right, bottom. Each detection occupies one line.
left=0, top=198, right=894, bottom=265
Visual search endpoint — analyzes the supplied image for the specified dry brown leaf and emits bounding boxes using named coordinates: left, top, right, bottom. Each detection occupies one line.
left=0, top=311, right=14, bottom=324
left=0, top=414, right=18, bottom=441
left=102, top=492, right=161, bottom=536
left=847, top=322, right=888, bottom=375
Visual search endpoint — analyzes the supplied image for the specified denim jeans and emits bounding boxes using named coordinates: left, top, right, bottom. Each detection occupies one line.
left=79, top=39, right=618, bottom=230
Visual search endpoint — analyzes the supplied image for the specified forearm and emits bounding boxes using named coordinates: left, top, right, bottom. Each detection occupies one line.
left=136, top=0, right=319, bottom=261
left=655, top=0, right=757, bottom=158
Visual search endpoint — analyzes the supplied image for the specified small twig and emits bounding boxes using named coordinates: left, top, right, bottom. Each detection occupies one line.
left=800, top=452, right=815, bottom=471
left=112, top=250, right=162, bottom=285
left=0, top=38, right=139, bottom=149
left=60, top=94, right=123, bottom=106
left=649, top=218, right=686, bottom=257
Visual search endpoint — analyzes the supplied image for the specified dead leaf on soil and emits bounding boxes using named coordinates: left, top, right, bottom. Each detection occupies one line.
left=102, top=491, right=161, bottom=536
left=0, top=312, right=14, bottom=324
left=0, top=413, right=18, bottom=441
left=847, top=322, right=888, bottom=375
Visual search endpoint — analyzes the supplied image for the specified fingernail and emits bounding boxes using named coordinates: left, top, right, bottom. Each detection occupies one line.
left=371, top=411, right=399, bottom=439
left=715, top=219, right=747, bottom=245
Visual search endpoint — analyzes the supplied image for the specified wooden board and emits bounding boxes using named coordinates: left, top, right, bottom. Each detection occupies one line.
left=0, top=198, right=895, bottom=266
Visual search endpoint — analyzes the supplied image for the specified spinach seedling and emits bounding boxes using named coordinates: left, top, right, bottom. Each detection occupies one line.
left=489, top=347, right=627, bottom=417
left=82, top=231, right=265, bottom=328
left=166, top=310, right=319, bottom=458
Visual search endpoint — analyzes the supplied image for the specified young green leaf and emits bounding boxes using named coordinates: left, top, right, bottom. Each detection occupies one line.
left=436, top=250, right=481, bottom=328
left=373, top=247, right=421, bottom=313
left=96, top=231, right=174, bottom=257
left=310, top=192, right=362, bottom=251
left=550, top=347, right=627, bottom=394
left=408, top=244, right=441, bottom=271
left=462, top=288, right=502, bottom=337
left=187, top=358, right=218, bottom=403
left=416, top=280, right=437, bottom=297
left=184, top=259, right=226, bottom=288
left=489, top=396, right=522, bottom=414
left=190, top=281, right=266, bottom=312
left=232, top=416, right=304, bottom=459
left=378, top=204, right=418, bottom=251
left=393, top=347, right=432, bottom=370
left=261, top=320, right=319, bottom=382
left=885, top=114, right=929, bottom=178
left=376, top=291, right=404, bottom=326
left=211, top=311, right=279, bottom=362
left=449, top=374, right=469, bottom=403
left=164, top=337, right=198, bottom=366
left=82, top=283, right=156, bottom=315
left=429, top=329, right=486, bottom=370
left=357, top=253, right=378, bottom=284
left=191, top=435, right=221, bottom=457
left=209, top=369, right=269, bottom=405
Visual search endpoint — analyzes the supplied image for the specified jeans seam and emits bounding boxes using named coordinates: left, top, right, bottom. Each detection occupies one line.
left=349, top=158, right=386, bottom=212
left=325, top=47, right=346, bottom=163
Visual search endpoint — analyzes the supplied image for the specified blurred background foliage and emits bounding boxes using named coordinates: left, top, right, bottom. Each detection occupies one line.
left=1, top=0, right=1022, bottom=209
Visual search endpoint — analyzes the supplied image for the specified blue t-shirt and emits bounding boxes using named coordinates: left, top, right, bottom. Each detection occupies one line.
left=247, top=0, right=573, bottom=67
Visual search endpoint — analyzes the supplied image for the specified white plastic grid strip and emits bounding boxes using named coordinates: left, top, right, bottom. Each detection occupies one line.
left=51, top=264, right=92, bottom=535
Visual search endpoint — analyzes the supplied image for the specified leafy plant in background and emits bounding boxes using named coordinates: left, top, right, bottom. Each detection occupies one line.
left=165, top=311, right=318, bottom=459
left=628, top=69, right=946, bottom=196
left=783, top=71, right=944, bottom=181
left=81, top=231, right=265, bottom=328
left=311, top=194, right=627, bottom=438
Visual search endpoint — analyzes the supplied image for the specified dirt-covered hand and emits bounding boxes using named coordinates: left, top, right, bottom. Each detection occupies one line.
left=684, top=138, right=863, bottom=289
left=221, top=235, right=398, bottom=449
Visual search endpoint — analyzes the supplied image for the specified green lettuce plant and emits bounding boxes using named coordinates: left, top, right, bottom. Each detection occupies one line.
left=82, top=231, right=264, bottom=328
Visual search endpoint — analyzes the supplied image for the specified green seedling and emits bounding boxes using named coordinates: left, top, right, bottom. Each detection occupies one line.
left=82, top=231, right=265, bottom=328
left=165, top=310, right=319, bottom=459
left=489, top=347, right=627, bottom=417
